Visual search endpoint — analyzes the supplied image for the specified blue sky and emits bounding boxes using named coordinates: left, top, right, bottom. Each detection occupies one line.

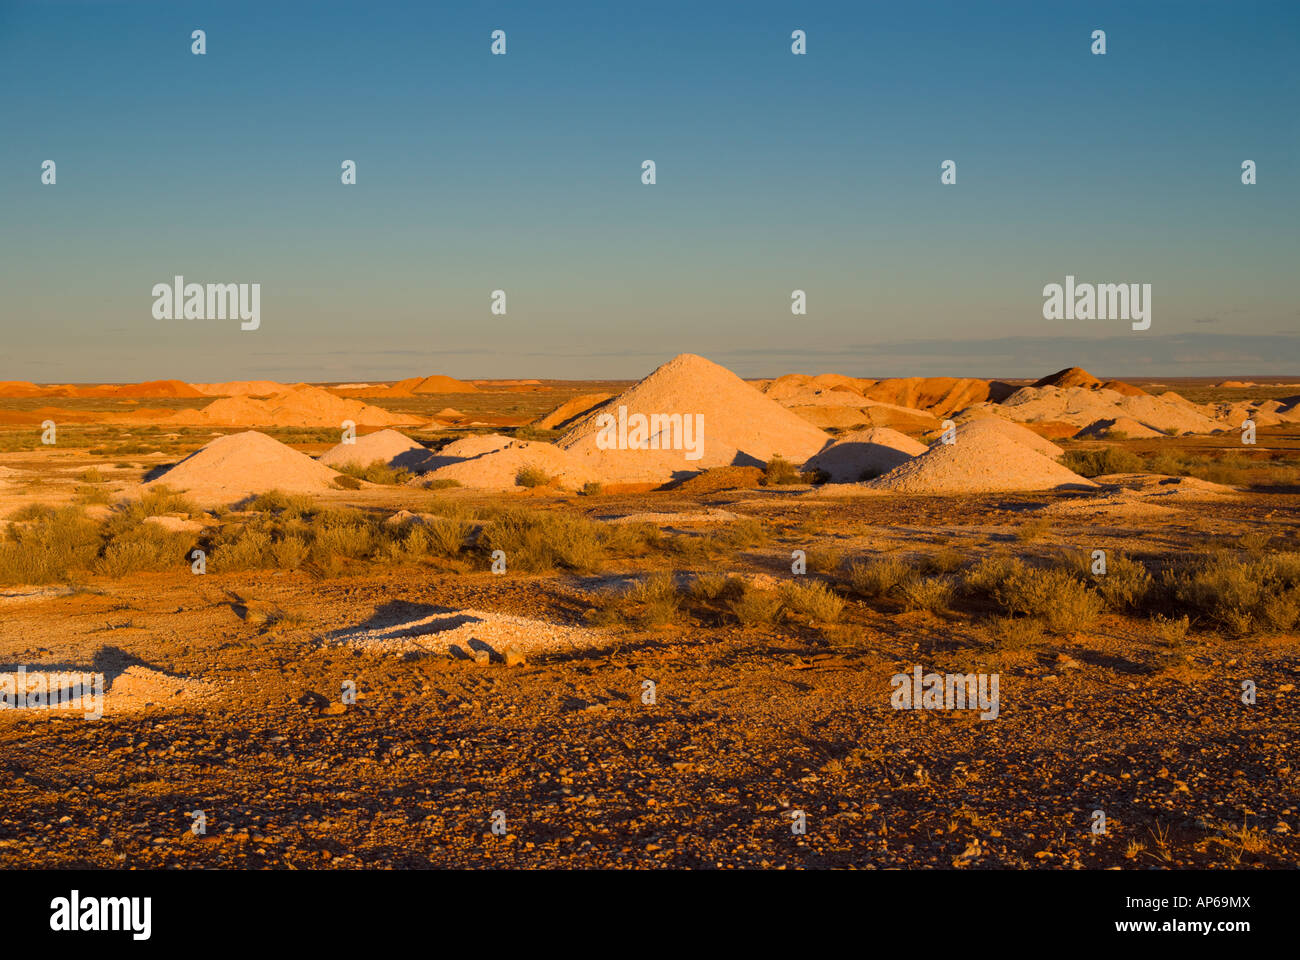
left=1, top=0, right=1296, bottom=381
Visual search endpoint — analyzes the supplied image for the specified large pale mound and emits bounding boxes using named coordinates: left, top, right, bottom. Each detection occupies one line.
left=803, top=427, right=927, bottom=482
left=995, top=385, right=1225, bottom=435
left=1074, top=416, right=1164, bottom=439
left=0, top=381, right=47, bottom=398
left=419, top=440, right=597, bottom=491
left=191, top=381, right=287, bottom=397
left=532, top=393, right=613, bottom=431
left=146, top=430, right=343, bottom=500
left=174, top=384, right=421, bottom=428
left=319, top=429, right=433, bottom=470
left=952, top=415, right=1065, bottom=457
left=867, top=430, right=1093, bottom=494
left=558, top=354, right=830, bottom=484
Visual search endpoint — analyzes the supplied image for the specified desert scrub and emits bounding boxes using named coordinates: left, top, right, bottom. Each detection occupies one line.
left=94, top=524, right=192, bottom=577
left=588, top=572, right=680, bottom=628
left=762, top=456, right=803, bottom=486
left=1150, top=613, right=1190, bottom=645
left=1013, top=517, right=1053, bottom=543
left=897, top=575, right=955, bottom=613
left=1060, top=446, right=1143, bottom=477
left=515, top=465, right=553, bottom=488
left=727, top=583, right=783, bottom=626
left=780, top=580, right=845, bottom=623
left=78, top=467, right=107, bottom=483
left=688, top=572, right=744, bottom=602
left=715, top=517, right=767, bottom=549
left=805, top=543, right=847, bottom=575
left=1090, top=553, right=1152, bottom=611
left=481, top=508, right=604, bottom=573
left=336, top=460, right=412, bottom=485
left=970, top=559, right=1101, bottom=634
left=848, top=555, right=913, bottom=599
left=1163, top=552, right=1300, bottom=635
left=0, top=505, right=100, bottom=584
left=579, top=482, right=603, bottom=496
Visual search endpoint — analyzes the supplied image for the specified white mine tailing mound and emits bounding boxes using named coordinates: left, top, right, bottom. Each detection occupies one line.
left=866, top=427, right=1093, bottom=494
left=146, top=430, right=343, bottom=499
left=557, top=354, right=831, bottom=484
left=318, top=429, right=433, bottom=470
left=417, top=439, right=598, bottom=491
left=802, top=427, right=927, bottom=483
left=991, top=385, right=1226, bottom=435
left=175, top=384, right=422, bottom=428
left=950, top=415, right=1064, bottom=458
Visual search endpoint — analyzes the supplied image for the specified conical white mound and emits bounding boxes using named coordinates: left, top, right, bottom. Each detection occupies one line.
left=557, top=354, right=830, bottom=483
left=866, top=429, right=1093, bottom=494
left=146, top=431, right=343, bottom=500
left=318, top=429, right=433, bottom=470
left=803, top=427, right=927, bottom=482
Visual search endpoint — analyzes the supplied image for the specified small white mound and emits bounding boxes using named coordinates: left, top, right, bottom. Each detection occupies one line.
left=419, top=440, right=598, bottom=491
left=803, top=427, right=927, bottom=482
left=952, top=415, right=1064, bottom=458
left=318, top=429, right=433, bottom=471
left=866, top=429, right=1093, bottom=494
left=436, top=433, right=514, bottom=459
left=146, top=430, right=344, bottom=500
left=330, top=608, right=605, bottom=658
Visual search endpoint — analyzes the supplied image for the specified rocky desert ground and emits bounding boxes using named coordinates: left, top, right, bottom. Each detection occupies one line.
left=1, top=359, right=1297, bottom=869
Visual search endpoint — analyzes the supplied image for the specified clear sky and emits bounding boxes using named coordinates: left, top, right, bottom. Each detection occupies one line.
left=1, top=0, right=1296, bottom=382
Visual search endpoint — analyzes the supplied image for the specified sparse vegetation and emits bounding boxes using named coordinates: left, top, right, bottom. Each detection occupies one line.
left=515, top=465, right=553, bottom=488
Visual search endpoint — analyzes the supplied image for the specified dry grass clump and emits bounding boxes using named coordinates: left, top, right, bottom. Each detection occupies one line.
left=0, top=505, right=101, bottom=584
left=1151, top=613, right=1190, bottom=645
left=481, top=508, right=604, bottom=573
left=335, top=460, right=412, bottom=485
left=897, top=575, right=955, bottom=613
left=1087, top=553, right=1153, bottom=611
left=588, top=572, right=681, bottom=628
left=1060, top=446, right=1143, bottom=477
left=78, top=467, right=107, bottom=483
left=727, top=583, right=784, bottom=626
left=1014, top=517, right=1053, bottom=543
left=688, top=572, right=745, bottom=602
left=804, top=543, right=847, bottom=575
left=515, top=464, right=553, bottom=489
left=780, top=580, right=845, bottom=623
left=848, top=556, right=912, bottom=599
left=962, top=556, right=1101, bottom=635
left=1162, top=552, right=1300, bottom=635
